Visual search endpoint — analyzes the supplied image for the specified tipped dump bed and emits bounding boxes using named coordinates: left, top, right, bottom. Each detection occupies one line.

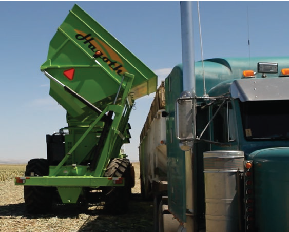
left=41, top=4, right=157, bottom=118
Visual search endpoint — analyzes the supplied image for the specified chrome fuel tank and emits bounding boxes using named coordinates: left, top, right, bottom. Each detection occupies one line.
left=204, top=150, right=244, bottom=232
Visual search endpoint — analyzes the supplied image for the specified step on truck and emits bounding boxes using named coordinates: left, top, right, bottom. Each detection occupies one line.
left=15, top=4, right=157, bottom=214
left=140, top=2, right=289, bottom=232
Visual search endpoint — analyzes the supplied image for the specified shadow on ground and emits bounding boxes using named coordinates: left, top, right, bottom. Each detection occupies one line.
left=79, top=194, right=153, bottom=232
left=0, top=193, right=153, bottom=231
left=0, top=202, right=88, bottom=219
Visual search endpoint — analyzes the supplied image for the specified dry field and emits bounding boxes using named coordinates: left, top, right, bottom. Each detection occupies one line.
left=0, top=162, right=153, bottom=232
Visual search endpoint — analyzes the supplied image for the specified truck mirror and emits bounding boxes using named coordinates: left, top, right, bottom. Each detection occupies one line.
left=175, top=97, right=196, bottom=142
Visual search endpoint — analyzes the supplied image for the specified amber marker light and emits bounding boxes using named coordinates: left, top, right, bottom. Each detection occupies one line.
left=243, top=70, right=255, bottom=78
left=281, top=68, right=289, bottom=76
left=245, top=162, right=253, bottom=169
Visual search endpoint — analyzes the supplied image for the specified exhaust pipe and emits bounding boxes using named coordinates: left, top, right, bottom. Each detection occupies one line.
left=180, top=1, right=195, bottom=97
left=179, top=2, right=196, bottom=231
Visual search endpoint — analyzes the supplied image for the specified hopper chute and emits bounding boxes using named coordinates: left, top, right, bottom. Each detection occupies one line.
left=41, top=4, right=157, bottom=118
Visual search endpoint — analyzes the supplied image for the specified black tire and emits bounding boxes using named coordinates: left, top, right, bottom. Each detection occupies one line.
left=24, top=159, right=53, bottom=214
left=103, top=158, right=132, bottom=214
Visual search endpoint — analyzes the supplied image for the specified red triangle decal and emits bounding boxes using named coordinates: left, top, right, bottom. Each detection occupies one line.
left=63, top=68, right=75, bottom=80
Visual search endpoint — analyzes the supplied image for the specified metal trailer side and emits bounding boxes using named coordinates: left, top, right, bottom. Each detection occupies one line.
left=139, top=82, right=167, bottom=200
left=139, top=82, right=182, bottom=232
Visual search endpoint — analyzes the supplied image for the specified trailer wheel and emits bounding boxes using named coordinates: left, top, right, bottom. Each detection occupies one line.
left=104, top=158, right=132, bottom=214
left=24, top=159, right=53, bottom=214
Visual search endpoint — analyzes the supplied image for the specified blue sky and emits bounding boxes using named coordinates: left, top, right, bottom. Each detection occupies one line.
left=0, top=1, right=289, bottom=163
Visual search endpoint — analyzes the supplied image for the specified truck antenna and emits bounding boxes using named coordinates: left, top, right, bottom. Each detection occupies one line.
left=197, top=2, right=208, bottom=97
left=247, top=6, right=251, bottom=67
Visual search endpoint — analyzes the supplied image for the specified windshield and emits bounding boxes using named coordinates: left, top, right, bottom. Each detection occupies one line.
left=240, top=100, right=289, bottom=140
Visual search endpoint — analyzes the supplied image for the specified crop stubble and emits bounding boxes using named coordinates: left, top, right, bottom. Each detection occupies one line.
left=0, top=162, right=153, bottom=232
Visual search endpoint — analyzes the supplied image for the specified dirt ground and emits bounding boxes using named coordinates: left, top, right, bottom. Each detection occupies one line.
left=0, top=162, right=154, bottom=232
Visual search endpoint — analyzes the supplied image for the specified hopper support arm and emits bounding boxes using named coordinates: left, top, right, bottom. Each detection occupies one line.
left=43, top=71, right=103, bottom=114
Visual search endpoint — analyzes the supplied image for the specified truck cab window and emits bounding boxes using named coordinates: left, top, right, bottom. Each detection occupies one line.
left=239, top=100, right=289, bottom=140
left=212, top=101, right=235, bottom=143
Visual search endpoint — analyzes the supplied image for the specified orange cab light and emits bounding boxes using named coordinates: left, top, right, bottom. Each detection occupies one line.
left=243, top=70, right=255, bottom=78
left=245, top=162, right=253, bottom=169
left=281, top=68, right=289, bottom=76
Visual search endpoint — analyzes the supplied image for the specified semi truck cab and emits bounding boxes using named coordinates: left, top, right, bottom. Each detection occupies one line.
left=171, top=58, right=289, bottom=232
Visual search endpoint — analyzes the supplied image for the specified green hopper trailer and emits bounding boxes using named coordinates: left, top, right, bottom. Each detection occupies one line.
left=15, top=4, right=157, bottom=214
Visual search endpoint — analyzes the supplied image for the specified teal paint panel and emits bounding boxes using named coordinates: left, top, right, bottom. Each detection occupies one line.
left=164, top=56, right=289, bottom=224
left=165, top=66, right=186, bottom=223
left=249, top=148, right=289, bottom=231
left=195, top=57, right=289, bottom=97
